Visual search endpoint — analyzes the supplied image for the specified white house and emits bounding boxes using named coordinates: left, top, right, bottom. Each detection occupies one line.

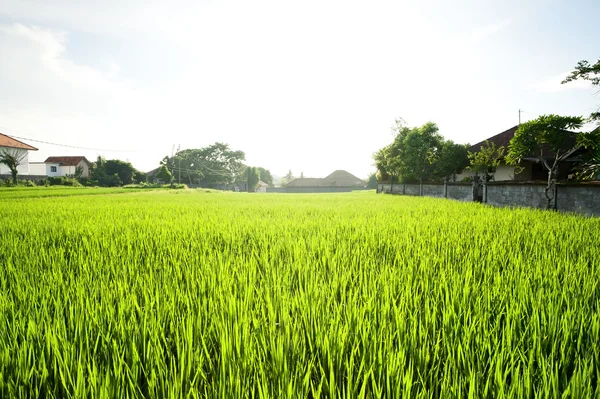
left=257, top=180, right=269, bottom=192
left=43, top=156, right=93, bottom=178
left=0, top=133, right=38, bottom=176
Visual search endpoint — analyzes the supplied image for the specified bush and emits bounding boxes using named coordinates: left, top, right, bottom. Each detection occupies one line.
left=48, top=177, right=82, bottom=187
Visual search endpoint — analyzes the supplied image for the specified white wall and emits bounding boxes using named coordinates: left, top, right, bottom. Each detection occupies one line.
left=494, top=165, right=515, bottom=181
left=0, top=147, right=30, bottom=175
left=46, top=163, right=61, bottom=176
left=29, top=163, right=46, bottom=175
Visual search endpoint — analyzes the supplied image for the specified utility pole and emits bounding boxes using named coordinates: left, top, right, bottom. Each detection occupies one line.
left=518, top=109, right=522, bottom=125
left=177, top=145, right=181, bottom=184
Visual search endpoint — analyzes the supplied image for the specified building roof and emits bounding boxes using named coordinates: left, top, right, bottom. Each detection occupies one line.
left=323, top=170, right=366, bottom=186
left=286, top=170, right=366, bottom=187
left=258, top=180, right=269, bottom=187
left=0, top=133, right=38, bottom=151
left=469, top=125, right=580, bottom=159
left=44, top=156, right=92, bottom=166
left=468, top=126, right=518, bottom=153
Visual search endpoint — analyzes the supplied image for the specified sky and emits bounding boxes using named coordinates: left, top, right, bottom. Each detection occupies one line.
left=0, top=0, right=598, bottom=180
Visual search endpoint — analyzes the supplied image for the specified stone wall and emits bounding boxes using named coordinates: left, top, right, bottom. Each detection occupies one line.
left=486, top=183, right=549, bottom=210
left=266, top=187, right=369, bottom=193
left=556, top=185, right=600, bottom=216
left=377, top=182, right=600, bottom=217
left=422, top=184, right=444, bottom=198
left=447, top=184, right=472, bottom=201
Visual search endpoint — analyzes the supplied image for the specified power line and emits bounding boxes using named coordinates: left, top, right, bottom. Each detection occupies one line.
left=0, top=130, right=138, bottom=153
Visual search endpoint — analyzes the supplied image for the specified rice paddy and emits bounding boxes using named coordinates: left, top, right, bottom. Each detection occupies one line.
left=0, top=189, right=598, bottom=398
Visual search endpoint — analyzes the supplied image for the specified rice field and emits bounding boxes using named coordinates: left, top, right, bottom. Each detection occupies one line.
left=0, top=189, right=599, bottom=398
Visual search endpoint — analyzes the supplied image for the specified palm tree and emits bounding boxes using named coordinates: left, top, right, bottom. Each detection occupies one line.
left=0, top=149, right=27, bottom=185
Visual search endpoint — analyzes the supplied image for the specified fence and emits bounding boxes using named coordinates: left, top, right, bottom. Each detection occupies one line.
left=377, top=181, right=600, bottom=217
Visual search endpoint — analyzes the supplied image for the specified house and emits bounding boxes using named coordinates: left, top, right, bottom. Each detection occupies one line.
left=274, top=170, right=367, bottom=193
left=456, top=126, right=585, bottom=182
left=43, top=156, right=93, bottom=178
left=0, top=133, right=38, bottom=177
left=256, top=180, right=269, bottom=192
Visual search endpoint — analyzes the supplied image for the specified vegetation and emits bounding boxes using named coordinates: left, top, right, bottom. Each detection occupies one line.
left=562, top=57, right=600, bottom=123
left=0, top=148, right=27, bottom=184
left=246, top=166, right=260, bottom=192
left=161, top=143, right=246, bottom=187
left=374, top=120, right=469, bottom=183
left=155, top=165, right=173, bottom=183
left=0, top=190, right=598, bottom=397
left=467, top=140, right=505, bottom=183
left=506, top=115, right=585, bottom=209
left=257, top=167, right=274, bottom=186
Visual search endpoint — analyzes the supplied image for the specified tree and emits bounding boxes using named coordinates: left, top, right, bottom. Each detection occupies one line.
left=300, top=171, right=304, bottom=179
left=155, top=165, right=173, bottom=183
left=506, top=114, right=584, bottom=209
left=435, top=141, right=469, bottom=182
left=398, top=122, right=443, bottom=183
left=367, top=173, right=377, bottom=189
left=0, top=149, right=27, bottom=185
left=562, top=58, right=600, bottom=123
left=103, top=160, right=138, bottom=185
left=575, top=128, right=600, bottom=180
left=467, top=141, right=505, bottom=183
left=257, top=167, right=273, bottom=186
left=246, top=166, right=260, bottom=192
left=161, top=143, right=245, bottom=187
left=74, top=166, right=84, bottom=179
left=282, top=170, right=294, bottom=185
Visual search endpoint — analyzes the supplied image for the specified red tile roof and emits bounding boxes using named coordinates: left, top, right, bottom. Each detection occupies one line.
left=44, top=156, right=92, bottom=166
left=0, top=133, right=38, bottom=151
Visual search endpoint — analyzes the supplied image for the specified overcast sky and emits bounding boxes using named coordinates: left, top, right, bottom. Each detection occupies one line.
left=0, top=0, right=598, bottom=179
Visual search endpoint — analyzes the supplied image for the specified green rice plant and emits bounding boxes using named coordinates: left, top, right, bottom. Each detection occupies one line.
left=0, top=191, right=598, bottom=398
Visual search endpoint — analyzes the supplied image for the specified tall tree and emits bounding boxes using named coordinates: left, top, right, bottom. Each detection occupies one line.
left=366, top=173, right=377, bottom=189
left=257, top=167, right=273, bottom=186
left=506, top=114, right=584, bottom=209
left=155, top=165, right=173, bottom=183
left=246, top=167, right=260, bottom=192
left=562, top=58, right=600, bottom=123
left=398, top=122, right=443, bottom=183
left=283, top=170, right=294, bottom=185
left=575, top=127, right=600, bottom=180
left=161, top=143, right=246, bottom=187
left=436, top=141, right=470, bottom=182
left=0, top=149, right=27, bottom=185
left=467, top=141, right=505, bottom=183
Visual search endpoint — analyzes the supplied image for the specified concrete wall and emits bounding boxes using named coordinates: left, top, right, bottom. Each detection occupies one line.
left=486, top=183, right=548, bottom=210
left=377, top=181, right=600, bottom=217
left=494, top=165, right=515, bottom=181
left=447, top=184, right=472, bottom=201
left=422, top=184, right=444, bottom=197
left=557, top=185, right=600, bottom=216
left=29, top=163, right=46, bottom=175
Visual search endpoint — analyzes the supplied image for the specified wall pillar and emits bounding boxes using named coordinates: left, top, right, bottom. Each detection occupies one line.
left=444, top=178, right=448, bottom=199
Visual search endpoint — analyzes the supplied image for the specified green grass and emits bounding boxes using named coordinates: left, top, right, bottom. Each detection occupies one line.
left=0, top=191, right=598, bottom=397
left=0, top=186, right=160, bottom=199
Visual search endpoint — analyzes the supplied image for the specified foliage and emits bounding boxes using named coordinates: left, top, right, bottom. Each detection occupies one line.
left=0, top=148, right=27, bottom=184
left=435, top=141, right=470, bottom=182
left=257, top=167, right=273, bottom=186
left=575, top=128, right=600, bottom=180
left=47, top=176, right=83, bottom=187
left=282, top=170, right=294, bottom=185
left=467, top=141, right=505, bottom=182
left=374, top=121, right=446, bottom=183
left=562, top=58, right=600, bottom=123
left=506, top=114, right=584, bottom=209
left=0, top=191, right=599, bottom=396
left=366, top=173, right=377, bottom=189
left=161, top=143, right=246, bottom=187
left=155, top=165, right=173, bottom=183
left=74, top=166, right=84, bottom=179
left=246, top=166, right=260, bottom=192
